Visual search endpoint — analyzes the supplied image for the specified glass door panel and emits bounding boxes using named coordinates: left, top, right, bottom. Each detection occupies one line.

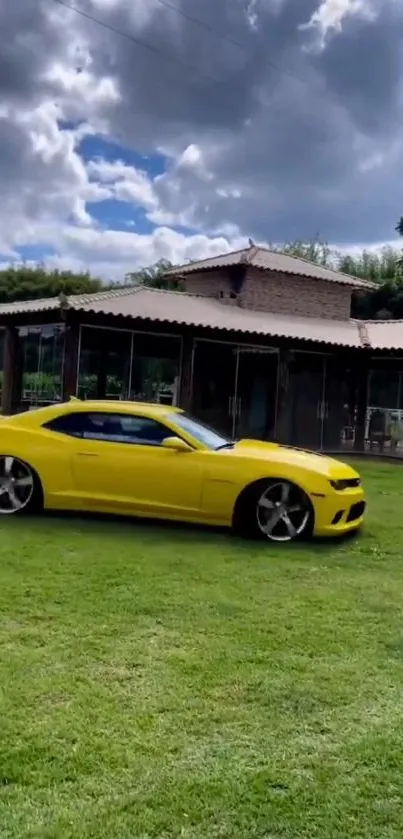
left=284, top=352, right=325, bottom=450
left=78, top=327, right=132, bottom=400
left=192, top=340, right=238, bottom=437
left=367, top=369, right=400, bottom=454
left=130, top=333, right=181, bottom=405
left=19, top=325, right=64, bottom=409
left=234, top=348, right=278, bottom=440
left=322, top=356, right=353, bottom=451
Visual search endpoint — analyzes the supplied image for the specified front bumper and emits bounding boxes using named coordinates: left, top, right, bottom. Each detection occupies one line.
left=311, top=487, right=366, bottom=537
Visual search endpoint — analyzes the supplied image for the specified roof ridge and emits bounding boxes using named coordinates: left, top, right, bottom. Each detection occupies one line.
left=165, top=247, right=247, bottom=274
left=136, top=286, right=211, bottom=300
left=67, top=285, right=143, bottom=304
left=245, top=245, right=259, bottom=264
left=356, top=321, right=370, bottom=348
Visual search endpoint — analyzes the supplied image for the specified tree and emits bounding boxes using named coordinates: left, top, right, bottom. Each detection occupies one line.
left=396, top=218, right=403, bottom=237
left=271, top=236, right=333, bottom=268
left=0, top=264, right=104, bottom=304
left=273, top=237, right=403, bottom=319
left=125, top=258, right=180, bottom=290
left=338, top=246, right=402, bottom=285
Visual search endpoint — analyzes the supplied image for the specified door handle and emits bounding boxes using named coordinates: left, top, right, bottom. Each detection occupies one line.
left=77, top=451, right=99, bottom=457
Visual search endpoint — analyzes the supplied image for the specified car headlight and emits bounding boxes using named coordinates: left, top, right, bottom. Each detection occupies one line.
left=330, top=478, right=361, bottom=491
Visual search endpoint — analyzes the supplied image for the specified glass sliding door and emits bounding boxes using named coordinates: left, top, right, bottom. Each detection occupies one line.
left=19, top=325, right=64, bottom=409
left=367, top=369, right=402, bottom=455
left=322, top=356, right=353, bottom=451
left=284, top=352, right=326, bottom=450
left=129, top=333, right=181, bottom=405
left=78, top=326, right=132, bottom=400
left=192, top=340, right=238, bottom=437
left=235, top=347, right=278, bottom=440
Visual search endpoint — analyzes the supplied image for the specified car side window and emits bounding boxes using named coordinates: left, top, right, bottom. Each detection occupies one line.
left=43, top=412, right=86, bottom=438
left=43, top=412, right=173, bottom=447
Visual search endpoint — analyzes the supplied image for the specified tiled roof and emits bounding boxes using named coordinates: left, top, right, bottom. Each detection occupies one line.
left=71, top=286, right=363, bottom=346
left=0, top=286, right=362, bottom=348
left=2, top=286, right=403, bottom=349
left=362, top=321, right=403, bottom=351
left=0, top=287, right=137, bottom=316
left=165, top=244, right=375, bottom=289
left=0, top=296, right=62, bottom=315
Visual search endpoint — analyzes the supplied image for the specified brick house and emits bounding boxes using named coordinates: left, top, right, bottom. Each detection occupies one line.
left=1, top=244, right=403, bottom=455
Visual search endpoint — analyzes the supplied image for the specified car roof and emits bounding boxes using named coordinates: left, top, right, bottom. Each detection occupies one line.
left=4, top=399, right=183, bottom=428
left=63, top=399, right=182, bottom=415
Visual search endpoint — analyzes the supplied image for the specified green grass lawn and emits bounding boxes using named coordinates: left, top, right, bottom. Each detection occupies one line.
left=1, top=460, right=403, bottom=838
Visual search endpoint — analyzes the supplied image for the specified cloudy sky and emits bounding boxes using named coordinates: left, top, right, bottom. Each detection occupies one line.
left=2, top=0, right=403, bottom=280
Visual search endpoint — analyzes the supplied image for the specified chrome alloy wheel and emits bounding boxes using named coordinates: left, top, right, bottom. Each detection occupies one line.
left=256, top=480, right=311, bottom=542
left=0, top=457, right=34, bottom=515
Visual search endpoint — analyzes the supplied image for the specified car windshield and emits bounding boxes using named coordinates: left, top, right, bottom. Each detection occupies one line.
left=171, top=412, right=232, bottom=451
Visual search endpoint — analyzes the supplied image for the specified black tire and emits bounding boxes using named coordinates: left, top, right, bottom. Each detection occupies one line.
left=26, top=468, right=44, bottom=515
left=232, top=478, right=314, bottom=542
left=0, top=456, right=43, bottom=516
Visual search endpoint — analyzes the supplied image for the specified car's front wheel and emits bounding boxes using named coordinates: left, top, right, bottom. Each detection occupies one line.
left=234, top=478, right=313, bottom=542
left=0, top=456, right=42, bottom=515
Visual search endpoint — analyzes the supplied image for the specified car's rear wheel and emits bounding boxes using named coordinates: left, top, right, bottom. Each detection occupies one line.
left=0, top=456, right=42, bottom=516
left=234, top=478, right=313, bottom=542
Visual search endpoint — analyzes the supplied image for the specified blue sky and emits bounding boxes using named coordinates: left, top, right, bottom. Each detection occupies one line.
left=81, top=135, right=166, bottom=234
left=78, top=134, right=167, bottom=178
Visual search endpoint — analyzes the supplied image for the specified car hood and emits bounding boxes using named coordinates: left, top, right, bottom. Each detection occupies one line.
left=230, top=439, right=359, bottom=479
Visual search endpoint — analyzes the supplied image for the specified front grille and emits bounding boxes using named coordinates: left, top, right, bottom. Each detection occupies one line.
left=346, top=501, right=366, bottom=523
left=332, top=510, right=344, bottom=525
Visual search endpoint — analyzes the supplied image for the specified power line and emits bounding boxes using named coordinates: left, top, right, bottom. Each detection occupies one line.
left=50, top=0, right=318, bottom=146
left=151, top=0, right=303, bottom=84
left=51, top=0, right=307, bottom=91
left=51, top=0, right=234, bottom=86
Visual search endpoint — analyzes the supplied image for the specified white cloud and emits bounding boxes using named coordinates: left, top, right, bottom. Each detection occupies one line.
left=1, top=0, right=403, bottom=283
left=39, top=225, right=248, bottom=280
left=300, top=0, right=376, bottom=50
left=86, top=158, right=158, bottom=210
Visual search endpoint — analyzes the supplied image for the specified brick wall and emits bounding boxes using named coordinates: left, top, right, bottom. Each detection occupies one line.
left=182, top=267, right=353, bottom=320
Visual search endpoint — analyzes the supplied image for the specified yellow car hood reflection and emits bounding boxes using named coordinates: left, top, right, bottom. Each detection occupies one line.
left=230, top=439, right=358, bottom=479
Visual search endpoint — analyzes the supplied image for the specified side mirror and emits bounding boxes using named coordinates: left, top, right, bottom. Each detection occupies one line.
left=162, top=436, right=192, bottom=453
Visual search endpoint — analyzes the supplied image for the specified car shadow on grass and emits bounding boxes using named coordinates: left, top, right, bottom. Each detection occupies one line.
left=4, top=508, right=364, bottom=557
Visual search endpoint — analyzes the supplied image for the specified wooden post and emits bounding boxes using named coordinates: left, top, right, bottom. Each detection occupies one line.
left=274, top=348, right=290, bottom=443
left=97, top=347, right=107, bottom=399
left=62, top=323, right=80, bottom=401
left=178, top=335, right=194, bottom=411
left=1, top=326, right=23, bottom=415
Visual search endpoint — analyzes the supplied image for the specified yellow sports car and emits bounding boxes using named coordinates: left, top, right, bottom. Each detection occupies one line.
left=0, top=399, right=365, bottom=542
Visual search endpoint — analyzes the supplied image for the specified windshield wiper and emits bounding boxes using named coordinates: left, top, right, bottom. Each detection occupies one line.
left=215, top=442, right=235, bottom=451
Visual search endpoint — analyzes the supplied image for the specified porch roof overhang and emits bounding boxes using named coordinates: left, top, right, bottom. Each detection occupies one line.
left=0, top=286, right=399, bottom=351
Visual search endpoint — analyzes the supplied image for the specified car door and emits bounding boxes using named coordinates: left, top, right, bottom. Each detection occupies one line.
left=47, top=410, right=204, bottom=518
